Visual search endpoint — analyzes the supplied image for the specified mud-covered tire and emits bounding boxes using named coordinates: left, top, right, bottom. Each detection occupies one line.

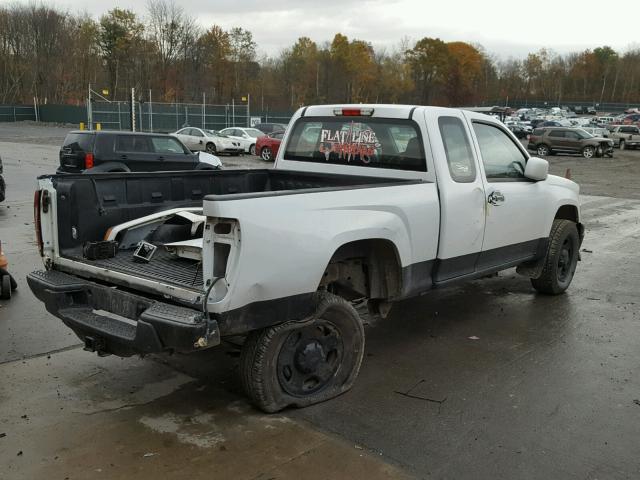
left=240, top=292, right=365, bottom=413
left=531, top=219, right=579, bottom=295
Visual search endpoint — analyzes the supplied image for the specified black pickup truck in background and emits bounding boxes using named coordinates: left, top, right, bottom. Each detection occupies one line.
left=58, top=131, right=222, bottom=174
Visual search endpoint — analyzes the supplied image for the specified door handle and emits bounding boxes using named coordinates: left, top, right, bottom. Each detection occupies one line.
left=488, top=190, right=505, bottom=205
left=120, top=154, right=127, bottom=160
left=158, top=156, right=165, bottom=161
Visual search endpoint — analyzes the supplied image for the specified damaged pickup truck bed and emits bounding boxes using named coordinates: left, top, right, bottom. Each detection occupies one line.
left=29, top=104, right=584, bottom=412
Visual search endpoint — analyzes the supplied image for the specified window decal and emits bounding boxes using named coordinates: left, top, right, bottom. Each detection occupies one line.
left=318, top=123, right=380, bottom=163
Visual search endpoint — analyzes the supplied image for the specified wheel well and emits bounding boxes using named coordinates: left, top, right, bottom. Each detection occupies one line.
left=319, top=239, right=402, bottom=301
left=555, top=205, right=584, bottom=237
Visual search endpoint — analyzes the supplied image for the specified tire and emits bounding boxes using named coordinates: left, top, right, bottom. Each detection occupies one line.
left=249, top=144, right=256, bottom=156
left=582, top=146, right=595, bottom=158
left=1, top=275, right=11, bottom=300
left=531, top=219, right=579, bottom=295
left=537, top=144, right=550, bottom=156
left=619, top=140, right=625, bottom=150
left=260, top=147, right=273, bottom=161
left=205, top=142, right=217, bottom=155
left=240, top=292, right=365, bottom=413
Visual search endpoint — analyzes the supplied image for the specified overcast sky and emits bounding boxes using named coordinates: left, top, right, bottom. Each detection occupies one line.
left=11, top=0, right=639, bottom=58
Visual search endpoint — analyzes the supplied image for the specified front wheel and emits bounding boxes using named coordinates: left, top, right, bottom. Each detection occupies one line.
left=240, top=292, right=365, bottom=413
left=619, top=140, right=626, bottom=150
left=537, top=144, right=550, bottom=156
left=260, top=146, right=273, bottom=161
left=531, top=219, right=579, bottom=295
left=249, top=144, right=256, bottom=156
left=205, top=142, right=217, bottom=155
left=582, top=146, right=595, bottom=158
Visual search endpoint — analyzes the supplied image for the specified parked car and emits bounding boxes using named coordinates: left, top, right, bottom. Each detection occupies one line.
left=30, top=104, right=584, bottom=412
left=254, top=122, right=288, bottom=134
left=256, top=130, right=285, bottom=161
left=621, top=113, right=640, bottom=126
left=173, top=127, right=243, bottom=155
left=0, top=155, right=5, bottom=202
left=218, top=127, right=265, bottom=155
left=506, top=124, right=528, bottom=139
left=581, top=127, right=610, bottom=138
left=586, top=107, right=597, bottom=115
left=527, top=127, right=613, bottom=158
left=58, top=131, right=222, bottom=173
left=609, top=125, right=640, bottom=149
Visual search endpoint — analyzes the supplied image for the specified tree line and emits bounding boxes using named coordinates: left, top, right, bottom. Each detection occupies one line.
left=1, top=1, right=640, bottom=111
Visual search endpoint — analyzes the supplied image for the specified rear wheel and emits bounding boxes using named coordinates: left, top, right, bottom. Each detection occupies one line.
left=582, top=146, right=595, bottom=158
left=206, top=142, right=217, bottom=155
left=1, top=275, right=11, bottom=300
left=619, top=140, right=626, bottom=150
left=249, top=144, right=256, bottom=156
left=260, top=146, right=273, bottom=161
left=531, top=219, right=579, bottom=295
left=240, top=292, right=365, bottom=413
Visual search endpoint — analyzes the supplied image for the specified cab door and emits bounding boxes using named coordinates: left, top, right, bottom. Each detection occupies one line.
left=425, top=109, right=486, bottom=282
left=467, top=116, right=551, bottom=270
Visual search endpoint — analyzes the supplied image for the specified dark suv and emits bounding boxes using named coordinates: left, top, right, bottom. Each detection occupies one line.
left=527, top=127, right=614, bottom=158
left=58, top=131, right=217, bottom=173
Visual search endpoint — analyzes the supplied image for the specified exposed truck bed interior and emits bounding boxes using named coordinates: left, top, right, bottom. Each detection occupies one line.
left=50, top=169, right=412, bottom=291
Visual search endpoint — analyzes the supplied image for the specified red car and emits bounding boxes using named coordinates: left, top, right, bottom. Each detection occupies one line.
left=256, top=131, right=284, bottom=161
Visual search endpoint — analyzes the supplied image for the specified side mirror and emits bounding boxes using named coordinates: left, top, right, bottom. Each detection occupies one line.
left=525, top=156, right=549, bottom=181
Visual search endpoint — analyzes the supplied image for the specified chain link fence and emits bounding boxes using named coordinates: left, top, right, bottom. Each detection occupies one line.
left=90, top=101, right=255, bottom=133
left=0, top=105, right=37, bottom=122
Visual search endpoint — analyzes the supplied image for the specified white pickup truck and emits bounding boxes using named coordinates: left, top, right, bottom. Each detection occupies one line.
left=28, top=104, right=583, bottom=412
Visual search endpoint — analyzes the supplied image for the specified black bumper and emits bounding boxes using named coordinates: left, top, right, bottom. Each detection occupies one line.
left=27, top=270, right=219, bottom=357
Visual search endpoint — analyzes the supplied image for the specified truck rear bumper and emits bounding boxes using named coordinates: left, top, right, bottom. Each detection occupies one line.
left=27, top=270, right=219, bottom=357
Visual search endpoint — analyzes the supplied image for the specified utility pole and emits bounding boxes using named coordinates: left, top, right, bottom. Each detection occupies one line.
left=87, top=83, right=93, bottom=130
left=149, top=89, right=153, bottom=132
left=247, top=93, right=251, bottom=127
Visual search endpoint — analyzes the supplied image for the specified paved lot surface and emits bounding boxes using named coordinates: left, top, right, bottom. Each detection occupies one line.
left=1, top=123, right=640, bottom=479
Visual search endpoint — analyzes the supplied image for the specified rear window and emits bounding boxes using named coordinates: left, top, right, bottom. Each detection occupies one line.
left=283, top=117, right=426, bottom=172
left=62, top=133, right=94, bottom=152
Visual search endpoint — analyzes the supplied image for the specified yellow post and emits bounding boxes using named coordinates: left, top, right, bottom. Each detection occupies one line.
left=96, top=123, right=101, bottom=131
left=79, top=122, right=85, bottom=130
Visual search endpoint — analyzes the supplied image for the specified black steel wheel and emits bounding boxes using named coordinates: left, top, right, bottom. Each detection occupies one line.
left=277, top=321, right=344, bottom=396
left=531, top=219, right=579, bottom=295
left=240, top=292, right=364, bottom=413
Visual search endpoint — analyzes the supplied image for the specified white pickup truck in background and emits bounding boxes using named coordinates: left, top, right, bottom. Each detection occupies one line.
left=28, top=104, right=584, bottom=412
left=609, top=125, right=640, bottom=149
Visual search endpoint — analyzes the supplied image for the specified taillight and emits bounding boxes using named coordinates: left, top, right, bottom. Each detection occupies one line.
left=333, top=107, right=374, bottom=116
left=85, top=152, right=94, bottom=169
left=34, top=190, right=44, bottom=256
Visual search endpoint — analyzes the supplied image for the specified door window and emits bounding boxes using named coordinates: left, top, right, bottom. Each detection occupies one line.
left=473, top=123, right=527, bottom=180
left=116, top=136, right=152, bottom=153
left=548, top=130, right=565, bottom=137
left=438, top=116, right=476, bottom=183
left=151, top=137, right=186, bottom=154
left=191, top=129, right=204, bottom=137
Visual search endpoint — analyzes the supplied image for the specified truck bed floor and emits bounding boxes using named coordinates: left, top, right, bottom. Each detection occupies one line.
left=64, top=246, right=203, bottom=291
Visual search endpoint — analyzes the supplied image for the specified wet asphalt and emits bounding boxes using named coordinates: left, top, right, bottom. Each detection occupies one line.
left=1, top=125, right=639, bottom=479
